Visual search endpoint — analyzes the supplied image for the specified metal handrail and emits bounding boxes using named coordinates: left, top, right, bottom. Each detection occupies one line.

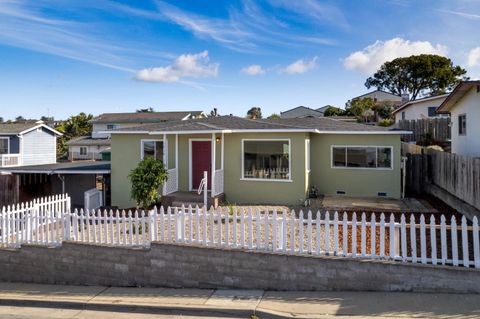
left=197, top=171, right=208, bottom=208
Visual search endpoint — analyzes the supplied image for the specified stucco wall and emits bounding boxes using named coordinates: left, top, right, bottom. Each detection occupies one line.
left=1, top=242, right=479, bottom=293
left=450, top=87, right=480, bottom=157
left=310, top=134, right=401, bottom=198
left=394, top=96, right=448, bottom=122
left=223, top=132, right=308, bottom=205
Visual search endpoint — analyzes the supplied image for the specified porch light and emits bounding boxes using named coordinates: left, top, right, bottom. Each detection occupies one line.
left=216, top=136, right=221, bottom=143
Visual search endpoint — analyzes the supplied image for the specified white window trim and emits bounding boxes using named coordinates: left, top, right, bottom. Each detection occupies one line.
left=140, top=139, right=166, bottom=165
left=79, top=146, right=88, bottom=156
left=0, top=137, right=10, bottom=154
left=188, top=138, right=212, bottom=191
left=458, top=114, right=467, bottom=136
left=330, top=145, right=394, bottom=170
left=241, top=138, right=292, bottom=182
left=305, top=139, right=311, bottom=173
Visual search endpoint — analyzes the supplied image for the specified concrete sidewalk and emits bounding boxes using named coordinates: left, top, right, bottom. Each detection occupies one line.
left=0, top=282, right=479, bottom=318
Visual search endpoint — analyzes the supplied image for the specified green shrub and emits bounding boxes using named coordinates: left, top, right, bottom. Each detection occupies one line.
left=378, top=118, right=394, bottom=127
left=129, top=157, right=168, bottom=209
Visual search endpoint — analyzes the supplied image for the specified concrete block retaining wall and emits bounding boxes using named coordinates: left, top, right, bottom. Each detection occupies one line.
left=0, top=242, right=480, bottom=293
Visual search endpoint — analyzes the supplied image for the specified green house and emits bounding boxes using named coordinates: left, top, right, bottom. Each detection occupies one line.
left=107, top=116, right=409, bottom=208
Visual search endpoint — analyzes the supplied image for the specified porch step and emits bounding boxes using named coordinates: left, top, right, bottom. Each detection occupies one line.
left=162, top=192, right=225, bottom=209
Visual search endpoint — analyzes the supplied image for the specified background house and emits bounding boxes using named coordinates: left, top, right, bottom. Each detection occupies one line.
left=67, top=111, right=206, bottom=161
left=393, top=94, right=449, bottom=122
left=351, top=89, right=405, bottom=105
left=437, top=81, right=480, bottom=157
left=0, top=121, right=61, bottom=167
left=280, top=106, right=326, bottom=118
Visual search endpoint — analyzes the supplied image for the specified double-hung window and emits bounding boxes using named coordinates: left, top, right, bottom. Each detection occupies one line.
left=106, top=124, right=118, bottom=130
left=141, top=140, right=164, bottom=162
left=332, top=146, right=392, bottom=169
left=79, top=146, right=88, bottom=156
left=242, top=140, right=290, bottom=181
left=0, top=138, right=9, bottom=155
left=458, top=114, right=467, bottom=136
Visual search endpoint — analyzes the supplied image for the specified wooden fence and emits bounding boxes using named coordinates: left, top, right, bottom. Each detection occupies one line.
left=2, top=198, right=480, bottom=269
left=402, top=143, right=480, bottom=212
left=398, top=118, right=450, bottom=143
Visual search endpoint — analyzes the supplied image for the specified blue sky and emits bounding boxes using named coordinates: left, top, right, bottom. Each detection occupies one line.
left=0, top=0, right=479, bottom=120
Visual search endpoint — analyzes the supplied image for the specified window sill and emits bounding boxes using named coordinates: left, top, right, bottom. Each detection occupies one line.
left=240, top=178, right=293, bottom=183
left=330, top=166, right=393, bottom=171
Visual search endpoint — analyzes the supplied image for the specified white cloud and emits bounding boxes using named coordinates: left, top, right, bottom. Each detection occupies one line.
left=283, top=57, right=318, bottom=74
left=344, top=38, right=448, bottom=74
left=467, top=47, right=480, bottom=67
left=241, top=64, right=265, bottom=75
left=136, top=51, right=219, bottom=83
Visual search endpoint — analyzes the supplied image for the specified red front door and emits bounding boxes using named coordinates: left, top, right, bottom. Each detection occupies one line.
left=191, top=141, right=212, bottom=190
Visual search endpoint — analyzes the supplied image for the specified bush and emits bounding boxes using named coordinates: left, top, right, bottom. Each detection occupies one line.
left=129, top=158, right=168, bottom=209
left=378, top=118, right=394, bottom=127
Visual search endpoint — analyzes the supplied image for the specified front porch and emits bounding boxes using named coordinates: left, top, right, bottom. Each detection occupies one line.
left=160, top=132, right=225, bottom=201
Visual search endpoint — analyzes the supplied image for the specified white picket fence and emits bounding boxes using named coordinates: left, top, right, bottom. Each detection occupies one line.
left=1, top=199, right=480, bottom=269
left=0, top=194, right=70, bottom=248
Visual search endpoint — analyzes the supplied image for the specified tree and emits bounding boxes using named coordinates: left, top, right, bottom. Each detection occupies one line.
left=246, top=107, right=262, bottom=119
left=365, top=54, right=467, bottom=100
left=323, top=106, right=345, bottom=117
left=15, top=116, right=25, bottom=122
left=55, top=112, right=94, bottom=159
left=267, top=113, right=281, bottom=119
left=136, top=107, right=154, bottom=113
left=345, top=98, right=375, bottom=122
left=41, top=116, right=54, bottom=122
left=375, top=101, right=394, bottom=119
left=129, top=157, right=168, bottom=208
left=0, top=117, right=3, bottom=123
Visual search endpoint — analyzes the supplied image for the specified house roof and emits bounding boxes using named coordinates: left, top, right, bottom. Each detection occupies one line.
left=105, top=115, right=409, bottom=135
left=66, top=136, right=111, bottom=146
left=352, top=89, right=402, bottom=101
left=0, top=122, right=62, bottom=136
left=392, top=94, right=449, bottom=115
left=280, top=106, right=324, bottom=116
left=0, top=161, right=110, bottom=175
left=437, top=81, right=480, bottom=113
left=91, top=111, right=205, bottom=124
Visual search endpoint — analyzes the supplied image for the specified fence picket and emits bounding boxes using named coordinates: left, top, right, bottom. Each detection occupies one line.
left=232, top=207, right=237, bottom=248
left=248, top=208, right=253, bottom=249
left=239, top=208, right=245, bottom=248
left=128, top=211, right=133, bottom=246
left=410, top=215, right=417, bottom=263
left=333, top=212, right=339, bottom=255
left=315, top=212, right=321, bottom=255
left=256, top=209, right=261, bottom=249
left=325, top=211, right=330, bottom=255
left=430, top=215, right=437, bottom=265
left=299, top=211, right=304, bottom=254
left=351, top=212, right=357, bottom=257
left=380, top=213, right=385, bottom=258
left=441, top=215, right=447, bottom=265
left=389, top=214, right=395, bottom=259
left=264, top=209, right=269, bottom=249
left=307, top=211, right=312, bottom=253
left=361, top=213, right=366, bottom=257
left=473, top=217, right=480, bottom=268
left=290, top=210, right=295, bottom=253
left=272, top=209, right=277, bottom=252
left=188, top=206, right=193, bottom=244
left=122, top=210, right=127, bottom=246
left=451, top=216, right=458, bottom=266
left=461, top=216, right=469, bottom=267
left=420, top=215, right=427, bottom=264
left=371, top=213, right=376, bottom=258
left=282, top=210, right=287, bottom=252
left=342, top=212, right=348, bottom=257
left=400, top=214, right=407, bottom=261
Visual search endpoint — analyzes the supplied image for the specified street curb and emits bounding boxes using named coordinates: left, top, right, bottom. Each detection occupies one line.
left=0, top=298, right=287, bottom=318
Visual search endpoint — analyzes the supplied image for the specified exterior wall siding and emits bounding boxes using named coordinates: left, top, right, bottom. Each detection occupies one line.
left=450, top=87, right=480, bottom=157
left=223, top=132, right=308, bottom=205
left=394, top=96, right=448, bottom=122
left=309, top=134, right=401, bottom=198
left=21, top=128, right=56, bottom=166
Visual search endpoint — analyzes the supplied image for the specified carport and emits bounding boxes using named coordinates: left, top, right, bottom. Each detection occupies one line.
left=0, top=161, right=111, bottom=208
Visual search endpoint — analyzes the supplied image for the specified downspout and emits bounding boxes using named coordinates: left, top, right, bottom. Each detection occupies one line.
left=401, top=156, right=407, bottom=199
left=54, top=172, right=65, bottom=194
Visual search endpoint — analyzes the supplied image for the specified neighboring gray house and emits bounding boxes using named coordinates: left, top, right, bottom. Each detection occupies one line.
left=351, top=89, right=405, bottom=105
left=0, top=121, right=62, bottom=167
left=68, top=111, right=206, bottom=161
left=281, top=106, right=326, bottom=118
